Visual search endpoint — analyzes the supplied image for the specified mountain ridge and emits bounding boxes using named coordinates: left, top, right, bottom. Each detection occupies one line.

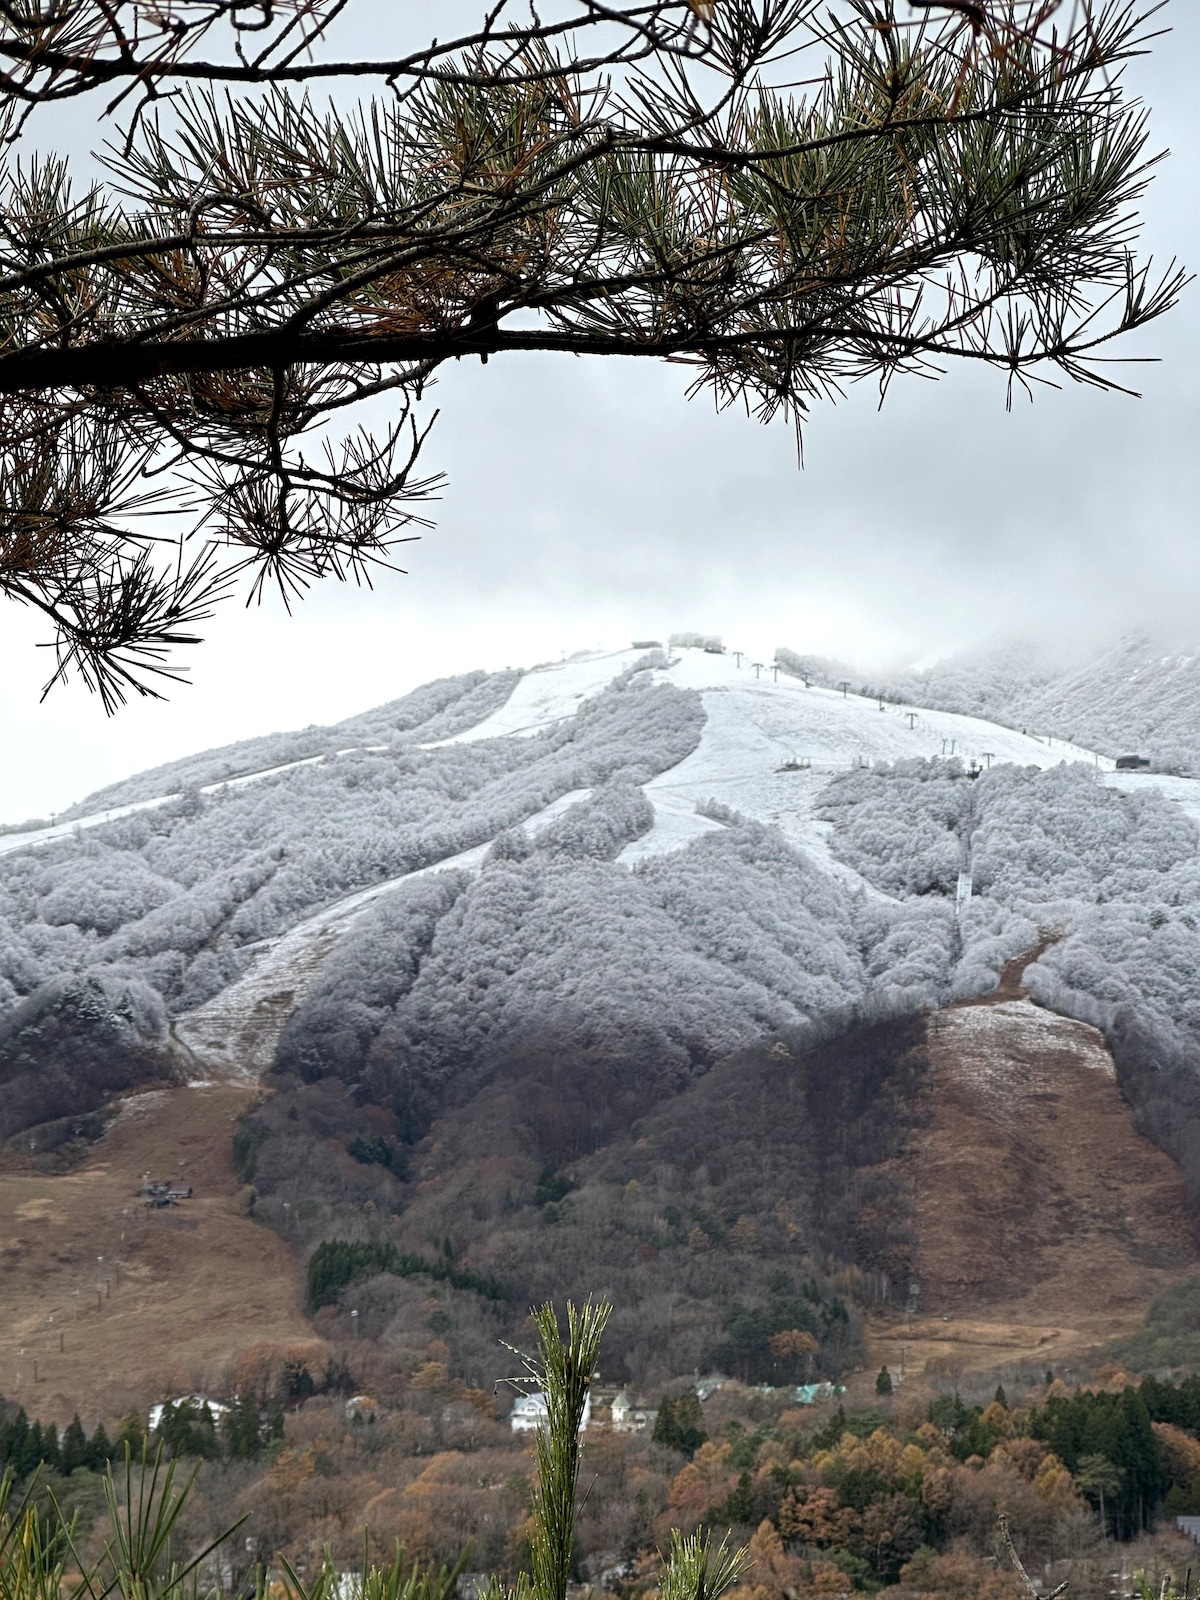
left=3, top=636, right=1200, bottom=1408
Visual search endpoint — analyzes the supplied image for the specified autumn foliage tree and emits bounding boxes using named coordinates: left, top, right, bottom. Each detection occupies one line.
left=0, top=0, right=1185, bottom=704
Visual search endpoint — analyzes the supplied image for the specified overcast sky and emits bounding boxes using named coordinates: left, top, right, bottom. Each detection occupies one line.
left=1, top=2, right=1197, bottom=822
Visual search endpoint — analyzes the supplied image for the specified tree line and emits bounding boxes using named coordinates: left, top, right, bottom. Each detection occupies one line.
left=306, top=1240, right=510, bottom=1311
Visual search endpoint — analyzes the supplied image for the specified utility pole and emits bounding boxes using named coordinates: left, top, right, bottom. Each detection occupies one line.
left=733, top=651, right=744, bottom=668
left=838, top=680, right=850, bottom=698
left=906, top=713, right=918, bottom=730
left=981, top=752, right=994, bottom=769
left=751, top=662, right=764, bottom=679
left=772, top=664, right=781, bottom=682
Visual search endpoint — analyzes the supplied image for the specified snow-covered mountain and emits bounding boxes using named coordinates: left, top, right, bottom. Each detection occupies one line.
left=818, top=631, right=1200, bottom=774
left=3, top=639, right=1200, bottom=1155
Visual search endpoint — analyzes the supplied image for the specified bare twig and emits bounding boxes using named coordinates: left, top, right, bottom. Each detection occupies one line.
left=999, top=1513, right=1069, bottom=1600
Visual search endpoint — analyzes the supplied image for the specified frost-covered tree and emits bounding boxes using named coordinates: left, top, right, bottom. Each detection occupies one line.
left=818, top=755, right=1200, bottom=1079
left=276, top=797, right=958, bottom=1136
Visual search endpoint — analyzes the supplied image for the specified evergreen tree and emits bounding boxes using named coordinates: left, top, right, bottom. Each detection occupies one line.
left=28, top=1421, right=60, bottom=1474
left=1032, top=1383, right=1163, bottom=1537
left=155, top=1400, right=219, bottom=1460
left=721, top=1472, right=754, bottom=1527
left=875, top=1366, right=893, bottom=1397
left=223, top=1394, right=264, bottom=1461
left=114, top=1411, right=145, bottom=1455
left=60, top=1415, right=89, bottom=1475
left=653, top=1390, right=707, bottom=1458
left=4, top=1410, right=31, bottom=1477
left=1076, top=1454, right=1123, bottom=1538
left=811, top=1406, right=848, bottom=1454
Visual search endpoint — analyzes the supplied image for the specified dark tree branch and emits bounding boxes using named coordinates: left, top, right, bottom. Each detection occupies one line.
left=0, top=0, right=1184, bottom=704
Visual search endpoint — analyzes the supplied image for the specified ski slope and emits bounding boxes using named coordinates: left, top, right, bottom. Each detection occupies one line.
left=0, top=747, right=387, bottom=858
left=438, top=648, right=648, bottom=742
left=1104, top=770, right=1200, bottom=832
left=13, top=643, right=1200, bottom=888
left=0, top=796, right=188, bottom=857
left=173, top=787, right=590, bottom=1082
left=429, top=643, right=1200, bottom=880
left=618, top=651, right=1114, bottom=877
left=434, top=645, right=1105, bottom=871
left=13, top=638, right=1200, bottom=1091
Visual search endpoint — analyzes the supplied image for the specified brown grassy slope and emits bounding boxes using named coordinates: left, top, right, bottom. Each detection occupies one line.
left=868, top=956, right=1199, bottom=1383
left=0, top=1083, right=320, bottom=1425
left=916, top=1000, right=1193, bottom=1314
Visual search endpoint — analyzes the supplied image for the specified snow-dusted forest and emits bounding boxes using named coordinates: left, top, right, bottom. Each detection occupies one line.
left=817, top=756, right=1200, bottom=1064
left=779, top=632, right=1200, bottom=775
left=4, top=642, right=1200, bottom=1161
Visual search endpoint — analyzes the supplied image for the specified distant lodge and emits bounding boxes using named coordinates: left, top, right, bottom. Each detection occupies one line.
left=510, top=1389, right=650, bottom=1435
left=509, top=1379, right=844, bottom=1434
left=140, top=1173, right=193, bottom=1207
left=1115, top=754, right=1151, bottom=770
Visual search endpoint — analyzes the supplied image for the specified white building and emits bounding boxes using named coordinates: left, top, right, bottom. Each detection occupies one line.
left=510, top=1391, right=592, bottom=1433
left=610, top=1392, right=657, bottom=1434
left=345, top=1394, right=379, bottom=1421
left=148, top=1395, right=230, bottom=1431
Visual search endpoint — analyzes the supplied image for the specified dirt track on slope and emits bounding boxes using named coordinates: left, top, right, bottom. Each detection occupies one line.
left=867, top=951, right=1199, bottom=1384
left=0, top=1083, right=321, bottom=1424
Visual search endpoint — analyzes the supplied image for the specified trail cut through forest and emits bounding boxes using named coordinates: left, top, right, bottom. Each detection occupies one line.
left=868, top=946, right=1200, bottom=1383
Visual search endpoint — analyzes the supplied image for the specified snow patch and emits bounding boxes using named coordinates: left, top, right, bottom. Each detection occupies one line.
left=435, top=649, right=647, bottom=743
left=1103, top=770, right=1200, bottom=836
left=618, top=650, right=1108, bottom=887
left=0, top=748, right=381, bottom=858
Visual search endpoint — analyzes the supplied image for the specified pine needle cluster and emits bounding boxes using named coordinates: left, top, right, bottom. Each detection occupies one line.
left=0, top=0, right=1186, bottom=703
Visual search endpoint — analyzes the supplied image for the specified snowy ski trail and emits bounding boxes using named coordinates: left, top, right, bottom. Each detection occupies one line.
left=172, top=787, right=590, bottom=1083
left=0, top=747, right=391, bottom=858
left=434, top=648, right=647, bottom=742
